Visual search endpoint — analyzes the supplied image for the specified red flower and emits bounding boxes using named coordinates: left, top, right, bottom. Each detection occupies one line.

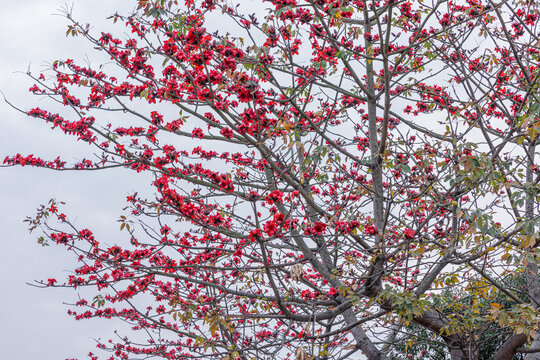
left=220, top=127, right=234, bottom=138
left=248, top=229, right=263, bottom=242
left=404, top=228, right=416, bottom=239
left=365, top=224, right=379, bottom=236
left=191, top=128, right=204, bottom=138
left=265, top=190, right=284, bottom=204
left=327, top=287, right=338, bottom=296
left=305, top=221, right=327, bottom=235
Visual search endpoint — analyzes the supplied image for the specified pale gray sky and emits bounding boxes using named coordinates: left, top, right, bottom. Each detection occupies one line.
left=0, top=1, right=143, bottom=359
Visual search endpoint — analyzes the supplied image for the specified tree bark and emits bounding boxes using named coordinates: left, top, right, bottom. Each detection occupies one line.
left=524, top=335, right=540, bottom=360
left=491, top=334, right=528, bottom=360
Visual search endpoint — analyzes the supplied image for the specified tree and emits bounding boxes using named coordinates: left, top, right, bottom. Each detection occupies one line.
left=388, top=270, right=535, bottom=360
left=3, top=0, right=540, bottom=359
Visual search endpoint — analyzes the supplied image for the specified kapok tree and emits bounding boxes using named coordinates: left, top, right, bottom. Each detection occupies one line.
left=4, top=0, right=540, bottom=359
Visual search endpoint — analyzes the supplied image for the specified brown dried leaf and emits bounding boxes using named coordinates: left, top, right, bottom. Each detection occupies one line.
left=295, top=347, right=309, bottom=360
left=290, top=264, right=304, bottom=282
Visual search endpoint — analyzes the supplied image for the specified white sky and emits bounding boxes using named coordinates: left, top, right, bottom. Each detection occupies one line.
left=0, top=1, right=142, bottom=359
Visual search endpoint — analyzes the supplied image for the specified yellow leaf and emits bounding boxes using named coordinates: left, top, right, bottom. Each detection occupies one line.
left=526, top=235, right=537, bottom=248
left=283, top=120, right=294, bottom=131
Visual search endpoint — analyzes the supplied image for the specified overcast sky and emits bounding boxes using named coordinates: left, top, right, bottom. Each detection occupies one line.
left=0, top=1, right=144, bottom=359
